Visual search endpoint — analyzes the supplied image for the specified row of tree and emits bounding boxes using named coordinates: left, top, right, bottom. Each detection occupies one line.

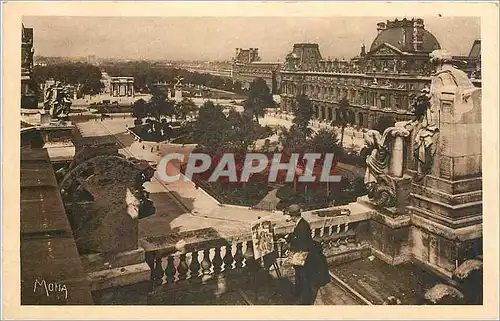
left=33, top=61, right=247, bottom=99
left=33, top=63, right=104, bottom=95
left=103, top=61, right=245, bottom=94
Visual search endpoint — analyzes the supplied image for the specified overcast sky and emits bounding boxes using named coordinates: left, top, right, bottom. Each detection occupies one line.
left=23, top=16, right=480, bottom=61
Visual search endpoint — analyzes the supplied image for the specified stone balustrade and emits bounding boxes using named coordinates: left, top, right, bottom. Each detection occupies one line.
left=144, top=211, right=368, bottom=287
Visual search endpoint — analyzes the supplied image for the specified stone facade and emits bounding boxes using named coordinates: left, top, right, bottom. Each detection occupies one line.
left=279, top=19, right=480, bottom=130
left=21, top=24, right=38, bottom=108
left=231, top=48, right=281, bottom=94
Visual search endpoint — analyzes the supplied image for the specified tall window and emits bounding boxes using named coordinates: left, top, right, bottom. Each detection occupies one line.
left=380, top=96, right=387, bottom=109
left=370, top=92, right=375, bottom=106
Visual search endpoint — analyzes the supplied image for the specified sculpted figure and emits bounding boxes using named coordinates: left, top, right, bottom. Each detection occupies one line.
left=363, top=129, right=394, bottom=206
left=363, top=121, right=410, bottom=207
left=44, top=82, right=73, bottom=119
left=407, top=87, right=439, bottom=178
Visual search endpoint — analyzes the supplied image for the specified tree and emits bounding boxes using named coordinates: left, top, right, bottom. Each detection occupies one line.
left=176, top=98, right=198, bottom=121
left=132, top=98, right=148, bottom=123
left=278, top=125, right=308, bottom=154
left=33, top=63, right=104, bottom=95
left=309, top=128, right=341, bottom=155
left=226, top=109, right=258, bottom=153
left=147, top=91, right=175, bottom=137
left=244, top=77, right=275, bottom=124
left=192, top=100, right=230, bottom=153
left=293, top=94, right=314, bottom=135
left=337, top=97, right=350, bottom=147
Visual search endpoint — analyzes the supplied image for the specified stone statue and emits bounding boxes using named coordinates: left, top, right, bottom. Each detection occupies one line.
left=407, top=86, right=439, bottom=179
left=363, top=124, right=410, bottom=207
left=44, top=82, right=72, bottom=119
left=174, top=76, right=184, bottom=90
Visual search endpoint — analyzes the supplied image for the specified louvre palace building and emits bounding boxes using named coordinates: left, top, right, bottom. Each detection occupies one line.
left=279, top=18, right=480, bottom=128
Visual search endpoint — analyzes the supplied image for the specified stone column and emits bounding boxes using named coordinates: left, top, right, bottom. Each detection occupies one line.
left=388, top=125, right=410, bottom=177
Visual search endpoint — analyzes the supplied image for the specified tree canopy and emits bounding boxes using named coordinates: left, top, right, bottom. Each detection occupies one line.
left=103, top=61, right=245, bottom=94
left=33, top=63, right=103, bottom=95
left=309, top=128, right=341, bottom=155
left=244, top=77, right=275, bottom=123
left=192, top=101, right=231, bottom=153
left=292, top=94, right=314, bottom=135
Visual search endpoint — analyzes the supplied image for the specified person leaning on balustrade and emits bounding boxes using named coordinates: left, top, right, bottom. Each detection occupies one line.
left=285, top=204, right=330, bottom=305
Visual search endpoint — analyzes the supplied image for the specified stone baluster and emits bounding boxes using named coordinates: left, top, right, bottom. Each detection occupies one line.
left=333, top=225, right=341, bottom=247
left=341, top=223, right=349, bottom=244
left=322, top=224, right=329, bottom=238
left=388, top=126, right=411, bottom=177
left=177, top=253, right=189, bottom=281
left=154, top=257, right=165, bottom=285
left=145, top=253, right=155, bottom=281
left=347, top=222, right=357, bottom=243
left=313, top=227, right=322, bottom=242
left=212, top=247, right=223, bottom=274
left=189, top=250, right=201, bottom=279
left=223, top=244, right=234, bottom=271
left=234, top=242, right=245, bottom=269
left=165, top=255, right=176, bottom=284
left=201, top=249, right=212, bottom=276
left=244, top=240, right=258, bottom=271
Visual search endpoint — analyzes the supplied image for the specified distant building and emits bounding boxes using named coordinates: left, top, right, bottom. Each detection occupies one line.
left=280, top=18, right=477, bottom=128
left=87, top=54, right=98, bottom=66
left=110, top=76, right=134, bottom=97
left=231, top=48, right=281, bottom=94
left=21, top=24, right=38, bottom=108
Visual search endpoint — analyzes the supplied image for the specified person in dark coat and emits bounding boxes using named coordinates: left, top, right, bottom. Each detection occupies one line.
left=285, top=204, right=330, bottom=305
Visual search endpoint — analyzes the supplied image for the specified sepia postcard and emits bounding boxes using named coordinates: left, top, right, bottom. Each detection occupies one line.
left=2, top=1, right=499, bottom=320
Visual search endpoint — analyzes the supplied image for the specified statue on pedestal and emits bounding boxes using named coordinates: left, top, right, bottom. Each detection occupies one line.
left=43, top=82, right=73, bottom=120
left=363, top=123, right=410, bottom=207
left=408, top=86, right=439, bottom=179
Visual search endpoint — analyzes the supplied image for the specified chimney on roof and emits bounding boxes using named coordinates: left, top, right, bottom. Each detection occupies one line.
left=412, top=18, right=425, bottom=51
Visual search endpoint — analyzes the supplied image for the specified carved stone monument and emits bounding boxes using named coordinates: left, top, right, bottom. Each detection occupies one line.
left=21, top=81, right=76, bottom=165
left=407, top=50, right=482, bottom=278
left=359, top=124, right=413, bottom=265
left=357, top=50, right=482, bottom=272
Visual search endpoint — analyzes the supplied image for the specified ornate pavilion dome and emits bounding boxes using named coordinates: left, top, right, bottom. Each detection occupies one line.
left=369, top=18, right=441, bottom=54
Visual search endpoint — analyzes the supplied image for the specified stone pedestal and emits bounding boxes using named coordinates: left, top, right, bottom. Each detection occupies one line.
left=38, top=120, right=76, bottom=164
left=407, top=62, right=482, bottom=278
left=358, top=196, right=412, bottom=265
left=174, top=89, right=183, bottom=102
left=82, top=247, right=151, bottom=298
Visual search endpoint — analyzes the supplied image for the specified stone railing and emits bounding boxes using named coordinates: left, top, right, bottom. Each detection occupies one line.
left=144, top=211, right=369, bottom=287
